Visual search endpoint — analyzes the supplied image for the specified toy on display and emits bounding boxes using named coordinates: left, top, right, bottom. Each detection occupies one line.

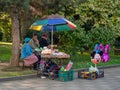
left=90, top=43, right=109, bottom=78
left=78, top=44, right=107, bottom=80
left=59, top=61, right=73, bottom=71
left=91, top=43, right=110, bottom=63
left=64, top=61, right=73, bottom=71
left=101, top=44, right=110, bottom=62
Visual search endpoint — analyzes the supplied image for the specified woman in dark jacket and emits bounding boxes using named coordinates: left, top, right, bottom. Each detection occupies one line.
left=39, top=33, right=49, bottom=48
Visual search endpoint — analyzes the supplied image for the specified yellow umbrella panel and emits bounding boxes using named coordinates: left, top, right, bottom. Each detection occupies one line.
left=29, top=25, right=42, bottom=31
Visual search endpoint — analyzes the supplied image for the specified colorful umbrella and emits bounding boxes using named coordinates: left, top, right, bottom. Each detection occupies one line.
left=29, top=14, right=77, bottom=47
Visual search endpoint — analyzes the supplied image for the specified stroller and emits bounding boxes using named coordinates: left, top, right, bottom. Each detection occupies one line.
left=37, top=59, right=60, bottom=80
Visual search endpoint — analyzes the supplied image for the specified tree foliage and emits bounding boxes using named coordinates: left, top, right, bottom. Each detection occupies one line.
left=0, top=13, right=11, bottom=41
left=57, top=0, right=120, bottom=53
left=78, top=0, right=120, bottom=47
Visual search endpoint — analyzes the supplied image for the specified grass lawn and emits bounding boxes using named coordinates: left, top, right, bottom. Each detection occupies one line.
left=0, top=43, right=11, bottom=62
left=0, top=41, right=120, bottom=77
left=71, top=54, right=120, bottom=69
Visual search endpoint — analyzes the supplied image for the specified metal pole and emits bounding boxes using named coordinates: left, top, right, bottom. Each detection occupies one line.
left=51, top=25, right=53, bottom=49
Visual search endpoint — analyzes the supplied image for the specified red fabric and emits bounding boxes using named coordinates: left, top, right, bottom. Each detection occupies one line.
left=42, top=33, right=48, bottom=38
left=24, top=54, right=38, bottom=66
left=67, top=21, right=76, bottom=29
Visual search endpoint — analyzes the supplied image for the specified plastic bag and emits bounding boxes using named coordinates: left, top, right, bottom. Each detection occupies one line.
left=89, top=65, right=95, bottom=72
left=89, top=65, right=99, bottom=74
left=94, top=65, right=99, bottom=74
left=60, top=66, right=64, bottom=71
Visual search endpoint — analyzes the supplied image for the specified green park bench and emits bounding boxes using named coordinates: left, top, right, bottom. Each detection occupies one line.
left=19, top=59, right=33, bottom=70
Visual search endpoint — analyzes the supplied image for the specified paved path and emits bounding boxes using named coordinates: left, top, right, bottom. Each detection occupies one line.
left=0, top=67, right=120, bottom=90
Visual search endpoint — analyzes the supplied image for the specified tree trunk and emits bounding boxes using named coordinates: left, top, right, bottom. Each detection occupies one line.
left=10, top=8, right=20, bottom=66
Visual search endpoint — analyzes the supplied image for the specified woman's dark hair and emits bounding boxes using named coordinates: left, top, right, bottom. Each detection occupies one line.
left=33, top=33, right=38, bottom=36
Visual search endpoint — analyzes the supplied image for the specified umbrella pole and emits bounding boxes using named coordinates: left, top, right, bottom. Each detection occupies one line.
left=51, top=25, right=53, bottom=50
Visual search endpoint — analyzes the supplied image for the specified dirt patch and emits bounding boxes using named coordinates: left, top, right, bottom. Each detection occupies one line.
left=0, top=63, right=9, bottom=71
left=1, top=66, right=23, bottom=71
left=0, top=63, right=31, bottom=72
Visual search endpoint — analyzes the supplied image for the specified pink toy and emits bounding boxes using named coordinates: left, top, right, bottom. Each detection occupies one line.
left=91, top=44, right=110, bottom=63
left=101, top=53, right=109, bottom=62
left=99, top=44, right=104, bottom=52
left=101, top=44, right=110, bottom=62
left=104, top=44, right=110, bottom=54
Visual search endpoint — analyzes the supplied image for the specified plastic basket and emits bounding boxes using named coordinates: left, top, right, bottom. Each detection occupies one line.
left=58, top=69, right=74, bottom=82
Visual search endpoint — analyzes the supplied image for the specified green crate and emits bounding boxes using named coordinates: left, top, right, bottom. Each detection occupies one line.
left=58, top=69, right=74, bottom=82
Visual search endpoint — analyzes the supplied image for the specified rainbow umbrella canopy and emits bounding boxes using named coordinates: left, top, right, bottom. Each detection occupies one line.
left=29, top=14, right=77, bottom=46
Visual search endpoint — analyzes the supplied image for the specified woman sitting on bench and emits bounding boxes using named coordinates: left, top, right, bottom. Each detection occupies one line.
left=20, top=38, right=38, bottom=70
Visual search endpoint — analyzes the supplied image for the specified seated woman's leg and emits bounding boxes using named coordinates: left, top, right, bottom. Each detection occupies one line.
left=33, top=54, right=41, bottom=70
left=24, top=54, right=38, bottom=66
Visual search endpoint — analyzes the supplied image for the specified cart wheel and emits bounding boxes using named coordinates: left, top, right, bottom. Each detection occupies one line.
left=101, top=71, right=104, bottom=77
left=48, top=72, right=55, bottom=80
left=37, top=70, right=42, bottom=77
left=90, top=72, right=96, bottom=80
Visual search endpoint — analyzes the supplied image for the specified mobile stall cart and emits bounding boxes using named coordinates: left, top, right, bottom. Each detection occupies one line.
left=37, top=48, right=70, bottom=80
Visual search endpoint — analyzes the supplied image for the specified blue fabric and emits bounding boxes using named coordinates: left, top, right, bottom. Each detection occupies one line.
left=20, top=43, right=33, bottom=59
left=24, top=38, right=31, bottom=43
left=41, top=25, right=57, bottom=31
left=41, top=24, right=71, bottom=32
left=32, top=18, right=66, bottom=26
left=47, top=18, right=66, bottom=25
